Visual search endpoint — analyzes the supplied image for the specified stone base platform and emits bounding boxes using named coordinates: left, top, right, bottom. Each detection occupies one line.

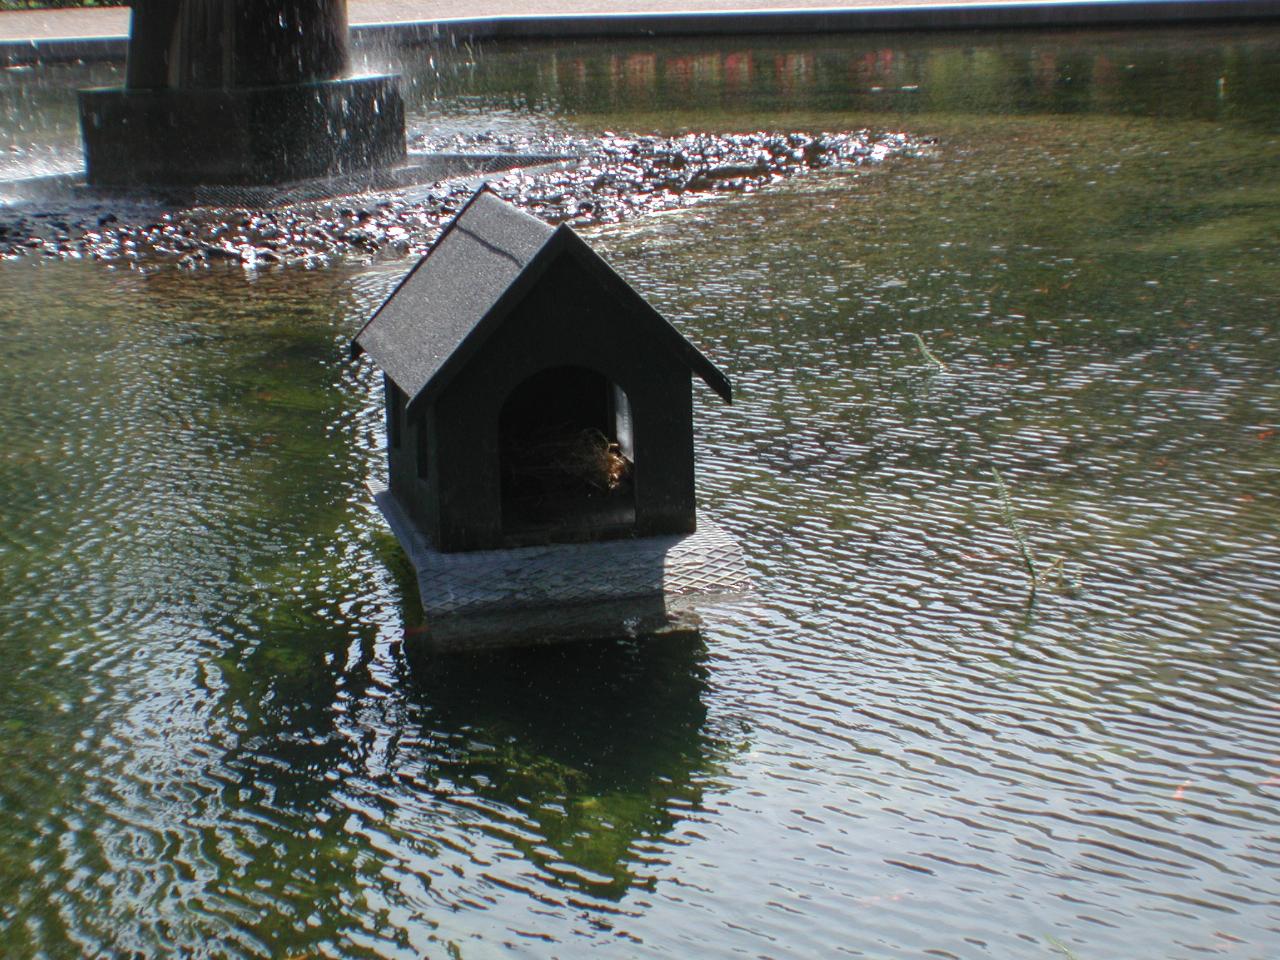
left=371, top=482, right=751, bottom=650
left=78, top=74, right=405, bottom=188
left=0, top=152, right=571, bottom=209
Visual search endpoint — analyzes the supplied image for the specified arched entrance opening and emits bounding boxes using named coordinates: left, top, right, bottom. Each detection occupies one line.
left=499, top=366, right=635, bottom=543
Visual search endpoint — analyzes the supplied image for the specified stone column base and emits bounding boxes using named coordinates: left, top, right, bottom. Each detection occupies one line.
left=78, top=74, right=405, bottom=187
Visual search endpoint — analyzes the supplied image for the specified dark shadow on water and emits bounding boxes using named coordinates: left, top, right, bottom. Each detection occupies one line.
left=407, top=629, right=711, bottom=775
left=402, top=628, right=738, bottom=899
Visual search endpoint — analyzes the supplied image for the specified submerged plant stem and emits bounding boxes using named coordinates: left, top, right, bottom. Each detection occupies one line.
left=991, top=465, right=1038, bottom=590
left=907, top=331, right=949, bottom=370
left=1045, top=934, right=1082, bottom=960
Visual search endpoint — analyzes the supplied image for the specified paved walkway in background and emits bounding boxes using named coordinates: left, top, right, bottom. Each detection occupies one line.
left=0, top=0, right=1274, bottom=47
left=0, top=1, right=1110, bottom=43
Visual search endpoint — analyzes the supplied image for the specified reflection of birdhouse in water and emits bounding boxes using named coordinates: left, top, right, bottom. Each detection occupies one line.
left=353, top=187, right=749, bottom=647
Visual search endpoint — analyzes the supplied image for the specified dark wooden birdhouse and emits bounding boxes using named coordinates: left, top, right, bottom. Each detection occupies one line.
left=352, top=187, right=748, bottom=646
left=353, top=186, right=732, bottom=553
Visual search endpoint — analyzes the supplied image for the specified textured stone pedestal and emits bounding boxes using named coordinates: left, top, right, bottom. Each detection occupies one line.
left=371, top=482, right=751, bottom=650
left=78, top=0, right=406, bottom=188
left=79, top=74, right=405, bottom=188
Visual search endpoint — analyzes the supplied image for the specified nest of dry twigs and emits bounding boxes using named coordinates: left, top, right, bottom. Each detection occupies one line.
left=504, top=427, right=632, bottom=497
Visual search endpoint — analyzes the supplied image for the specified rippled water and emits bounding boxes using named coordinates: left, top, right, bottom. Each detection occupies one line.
left=2, top=25, right=1280, bottom=960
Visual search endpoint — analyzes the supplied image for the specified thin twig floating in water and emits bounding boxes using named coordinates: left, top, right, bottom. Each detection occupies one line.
left=991, top=465, right=1038, bottom=592
left=906, top=331, right=949, bottom=371
left=1044, top=934, right=1081, bottom=960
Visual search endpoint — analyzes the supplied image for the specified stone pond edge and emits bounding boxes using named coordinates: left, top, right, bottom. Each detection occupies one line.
left=3, top=0, right=1279, bottom=66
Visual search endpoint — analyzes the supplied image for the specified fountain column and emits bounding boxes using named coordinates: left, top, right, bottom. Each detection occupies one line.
left=79, top=0, right=406, bottom=187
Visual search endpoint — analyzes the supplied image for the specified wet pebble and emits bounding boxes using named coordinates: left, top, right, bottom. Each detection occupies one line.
left=0, top=130, right=927, bottom=269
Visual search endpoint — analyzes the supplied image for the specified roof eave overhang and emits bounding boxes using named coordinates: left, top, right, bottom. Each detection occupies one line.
left=559, top=228, right=733, bottom=404
left=352, top=210, right=734, bottom=411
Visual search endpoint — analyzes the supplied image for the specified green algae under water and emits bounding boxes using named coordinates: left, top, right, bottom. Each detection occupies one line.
left=2, top=24, right=1279, bottom=960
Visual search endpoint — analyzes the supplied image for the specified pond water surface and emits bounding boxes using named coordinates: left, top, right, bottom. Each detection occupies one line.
left=2, top=25, right=1279, bottom=960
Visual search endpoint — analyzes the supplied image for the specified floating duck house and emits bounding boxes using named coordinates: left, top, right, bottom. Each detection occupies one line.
left=353, top=187, right=749, bottom=646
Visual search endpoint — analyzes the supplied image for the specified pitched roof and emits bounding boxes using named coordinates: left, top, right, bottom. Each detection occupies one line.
left=351, top=187, right=732, bottom=408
